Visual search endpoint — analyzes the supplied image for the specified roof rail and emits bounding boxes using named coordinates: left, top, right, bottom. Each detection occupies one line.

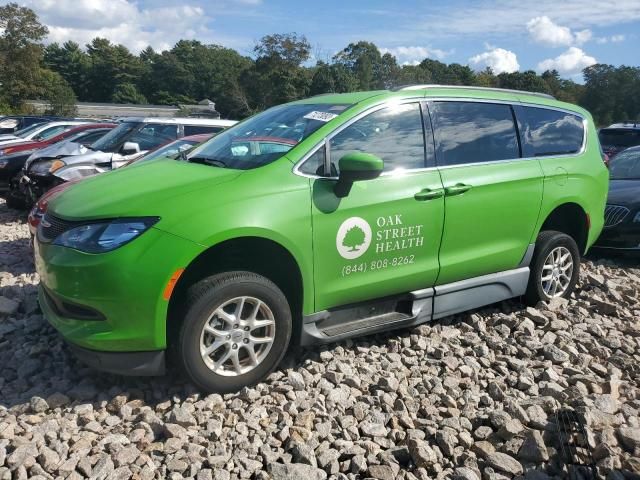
left=393, top=84, right=556, bottom=100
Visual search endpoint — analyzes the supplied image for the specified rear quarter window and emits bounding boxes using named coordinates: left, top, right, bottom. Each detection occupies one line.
left=518, top=106, right=584, bottom=157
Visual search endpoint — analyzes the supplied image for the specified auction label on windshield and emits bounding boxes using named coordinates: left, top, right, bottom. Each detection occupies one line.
left=304, top=111, right=339, bottom=122
left=336, top=214, right=424, bottom=277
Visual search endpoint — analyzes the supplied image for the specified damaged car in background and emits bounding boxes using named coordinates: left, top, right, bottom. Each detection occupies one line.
left=1, top=125, right=115, bottom=208
left=14, top=117, right=236, bottom=205
left=27, top=133, right=214, bottom=232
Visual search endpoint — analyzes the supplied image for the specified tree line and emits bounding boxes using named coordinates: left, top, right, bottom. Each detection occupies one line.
left=1, top=3, right=639, bottom=126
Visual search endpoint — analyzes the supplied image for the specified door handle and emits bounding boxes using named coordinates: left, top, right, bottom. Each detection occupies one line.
left=414, top=188, right=445, bottom=201
left=444, top=183, right=472, bottom=196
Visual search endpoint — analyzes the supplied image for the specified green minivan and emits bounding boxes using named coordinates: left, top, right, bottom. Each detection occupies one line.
left=34, top=85, right=608, bottom=392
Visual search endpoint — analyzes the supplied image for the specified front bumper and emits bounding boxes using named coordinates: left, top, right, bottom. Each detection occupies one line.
left=594, top=221, right=640, bottom=251
left=35, top=226, right=203, bottom=353
left=66, top=342, right=165, bottom=376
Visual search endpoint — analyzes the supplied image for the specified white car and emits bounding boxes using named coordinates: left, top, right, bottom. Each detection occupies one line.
left=0, top=121, right=90, bottom=147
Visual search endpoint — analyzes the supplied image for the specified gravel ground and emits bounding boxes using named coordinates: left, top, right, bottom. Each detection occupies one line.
left=0, top=197, right=639, bottom=480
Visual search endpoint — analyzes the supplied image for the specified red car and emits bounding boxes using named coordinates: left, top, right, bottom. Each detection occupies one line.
left=0, top=123, right=116, bottom=157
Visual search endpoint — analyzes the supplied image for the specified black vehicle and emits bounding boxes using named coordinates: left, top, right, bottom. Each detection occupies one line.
left=595, top=146, right=640, bottom=252
left=0, top=116, right=58, bottom=135
left=599, top=122, right=640, bottom=159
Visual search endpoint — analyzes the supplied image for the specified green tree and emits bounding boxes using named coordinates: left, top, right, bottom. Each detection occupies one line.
left=342, top=226, right=366, bottom=252
left=85, top=38, right=145, bottom=102
left=242, top=33, right=312, bottom=112
left=111, top=82, right=147, bottom=104
left=41, top=70, right=77, bottom=116
left=309, top=61, right=358, bottom=95
left=0, top=3, right=48, bottom=109
left=333, top=41, right=383, bottom=90
left=43, top=41, right=90, bottom=100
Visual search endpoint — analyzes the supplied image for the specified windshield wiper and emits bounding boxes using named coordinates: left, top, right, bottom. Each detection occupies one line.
left=188, top=156, right=228, bottom=168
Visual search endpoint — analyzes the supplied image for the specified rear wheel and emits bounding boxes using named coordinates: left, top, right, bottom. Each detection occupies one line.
left=177, top=271, right=292, bottom=393
left=525, top=230, right=580, bottom=305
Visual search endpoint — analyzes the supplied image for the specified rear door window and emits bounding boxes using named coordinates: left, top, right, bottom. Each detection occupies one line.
left=431, top=102, right=519, bottom=166
left=518, top=106, right=584, bottom=157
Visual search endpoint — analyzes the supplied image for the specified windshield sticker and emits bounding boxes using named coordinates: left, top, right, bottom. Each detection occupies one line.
left=304, top=111, right=339, bottom=122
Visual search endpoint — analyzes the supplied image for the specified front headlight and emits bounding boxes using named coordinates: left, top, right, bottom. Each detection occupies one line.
left=634, top=211, right=640, bottom=223
left=52, top=218, right=159, bottom=253
left=29, top=159, right=66, bottom=175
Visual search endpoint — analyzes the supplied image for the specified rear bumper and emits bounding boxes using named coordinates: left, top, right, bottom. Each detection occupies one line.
left=67, top=342, right=165, bottom=376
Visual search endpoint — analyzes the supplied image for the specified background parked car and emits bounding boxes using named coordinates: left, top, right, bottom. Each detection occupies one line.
left=1, top=126, right=115, bottom=207
left=0, top=115, right=56, bottom=135
left=26, top=133, right=211, bottom=223
left=599, top=121, right=640, bottom=158
left=595, top=145, right=640, bottom=252
left=15, top=117, right=236, bottom=206
left=0, top=120, right=90, bottom=147
left=0, top=123, right=115, bottom=158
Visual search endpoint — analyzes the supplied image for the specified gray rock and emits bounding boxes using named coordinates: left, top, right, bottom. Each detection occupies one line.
left=268, top=462, right=328, bottom=480
left=168, top=405, right=196, bottom=427
left=360, top=421, right=387, bottom=437
left=0, top=296, right=19, bottom=316
left=452, top=467, right=481, bottom=480
left=518, top=430, right=549, bottom=462
left=287, top=370, right=306, bottom=390
left=618, top=427, right=640, bottom=451
left=485, top=452, right=523, bottom=475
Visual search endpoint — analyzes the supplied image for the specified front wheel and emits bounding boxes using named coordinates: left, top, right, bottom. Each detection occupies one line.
left=525, top=230, right=580, bottom=305
left=177, top=271, right=292, bottom=393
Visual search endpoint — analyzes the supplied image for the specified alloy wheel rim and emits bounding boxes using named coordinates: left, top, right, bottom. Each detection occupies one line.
left=541, top=246, right=573, bottom=298
left=199, top=296, right=276, bottom=377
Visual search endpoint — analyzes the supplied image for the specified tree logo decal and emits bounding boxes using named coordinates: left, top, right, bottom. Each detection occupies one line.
left=336, top=217, right=372, bottom=260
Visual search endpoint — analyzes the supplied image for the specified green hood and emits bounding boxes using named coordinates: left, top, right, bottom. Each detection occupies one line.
left=49, top=158, right=242, bottom=220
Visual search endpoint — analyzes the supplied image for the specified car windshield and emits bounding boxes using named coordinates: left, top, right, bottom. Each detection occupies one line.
left=187, top=103, right=351, bottom=169
left=139, top=138, right=200, bottom=163
left=13, top=123, right=46, bottom=138
left=609, top=149, right=640, bottom=180
left=90, top=121, right=179, bottom=153
left=599, top=129, right=640, bottom=149
left=90, top=122, right=140, bottom=152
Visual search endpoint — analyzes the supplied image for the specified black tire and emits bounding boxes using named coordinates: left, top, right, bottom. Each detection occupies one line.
left=525, top=230, right=580, bottom=305
left=177, top=271, right=292, bottom=393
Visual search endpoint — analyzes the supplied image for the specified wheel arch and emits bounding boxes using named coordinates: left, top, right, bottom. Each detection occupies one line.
left=537, top=202, right=589, bottom=254
left=166, top=235, right=306, bottom=349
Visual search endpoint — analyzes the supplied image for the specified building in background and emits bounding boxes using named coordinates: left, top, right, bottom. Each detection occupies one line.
left=25, top=99, right=221, bottom=119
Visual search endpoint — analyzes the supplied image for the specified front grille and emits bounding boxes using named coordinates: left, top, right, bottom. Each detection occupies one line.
left=39, top=214, right=82, bottom=243
left=604, top=205, right=629, bottom=227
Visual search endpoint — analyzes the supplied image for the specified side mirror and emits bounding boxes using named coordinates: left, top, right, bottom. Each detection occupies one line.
left=121, top=141, right=140, bottom=156
left=334, top=152, right=384, bottom=197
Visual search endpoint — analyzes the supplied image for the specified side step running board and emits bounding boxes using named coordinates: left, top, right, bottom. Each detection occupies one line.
left=320, top=312, right=412, bottom=337
left=299, top=266, right=529, bottom=347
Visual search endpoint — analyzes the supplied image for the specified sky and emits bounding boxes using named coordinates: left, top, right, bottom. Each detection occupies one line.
left=14, top=0, right=640, bottom=80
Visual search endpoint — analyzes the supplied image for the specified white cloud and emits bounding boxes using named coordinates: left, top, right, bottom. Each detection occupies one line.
left=469, top=48, right=519, bottom=74
left=22, top=0, right=247, bottom=53
left=526, top=16, right=591, bottom=47
left=537, top=47, right=597, bottom=75
left=596, top=34, right=626, bottom=44
left=379, top=46, right=450, bottom=65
